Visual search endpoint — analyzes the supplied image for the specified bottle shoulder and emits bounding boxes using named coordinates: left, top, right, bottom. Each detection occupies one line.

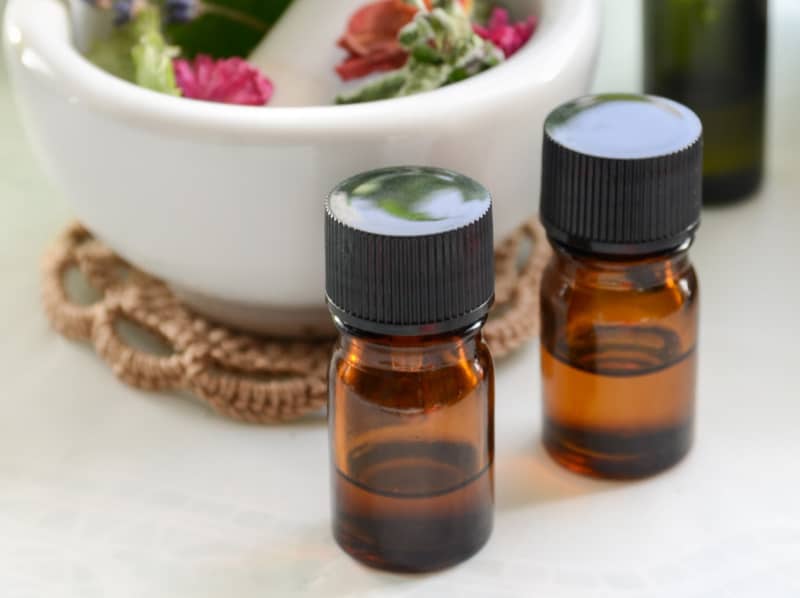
left=330, top=333, right=493, bottom=408
left=541, top=250, right=699, bottom=311
left=331, top=334, right=493, bottom=376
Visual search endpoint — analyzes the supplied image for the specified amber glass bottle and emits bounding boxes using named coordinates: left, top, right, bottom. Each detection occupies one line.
left=539, top=94, right=703, bottom=479
left=325, top=166, right=495, bottom=572
left=644, top=0, right=767, bottom=203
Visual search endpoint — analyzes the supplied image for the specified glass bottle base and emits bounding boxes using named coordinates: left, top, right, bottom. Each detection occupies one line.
left=543, top=418, right=693, bottom=480
left=334, top=520, right=491, bottom=573
left=333, top=452, right=493, bottom=573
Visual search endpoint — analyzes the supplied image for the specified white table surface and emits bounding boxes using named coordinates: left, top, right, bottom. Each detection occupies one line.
left=2, top=1, right=799, bottom=597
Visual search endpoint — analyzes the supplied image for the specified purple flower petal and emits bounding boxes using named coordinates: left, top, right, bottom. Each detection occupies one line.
left=165, top=0, right=199, bottom=25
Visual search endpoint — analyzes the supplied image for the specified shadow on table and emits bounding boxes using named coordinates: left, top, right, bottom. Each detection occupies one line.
left=243, top=521, right=430, bottom=596
left=495, top=438, right=621, bottom=512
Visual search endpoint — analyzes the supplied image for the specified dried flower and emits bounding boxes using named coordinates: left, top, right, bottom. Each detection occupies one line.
left=335, top=0, right=418, bottom=81
left=112, top=0, right=133, bottom=25
left=173, top=55, right=274, bottom=106
left=473, top=7, right=537, bottom=58
left=337, top=0, right=503, bottom=104
left=334, top=0, right=491, bottom=82
left=83, top=0, right=202, bottom=27
left=165, top=0, right=199, bottom=25
left=111, top=0, right=150, bottom=26
left=82, top=0, right=114, bottom=8
left=423, top=0, right=475, bottom=14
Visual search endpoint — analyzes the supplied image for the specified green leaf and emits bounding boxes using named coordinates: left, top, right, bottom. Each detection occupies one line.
left=335, top=72, right=407, bottom=105
left=411, top=43, right=443, bottom=64
left=87, top=29, right=137, bottom=82
left=132, top=30, right=181, bottom=95
left=470, top=0, right=493, bottom=25
left=165, top=0, right=296, bottom=58
left=88, top=7, right=180, bottom=96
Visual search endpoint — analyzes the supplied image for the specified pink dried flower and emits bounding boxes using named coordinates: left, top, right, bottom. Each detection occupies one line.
left=173, top=55, right=274, bottom=106
left=473, top=8, right=537, bottom=58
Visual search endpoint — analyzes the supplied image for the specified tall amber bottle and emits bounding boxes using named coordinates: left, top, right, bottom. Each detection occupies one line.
left=539, top=94, right=702, bottom=479
left=325, top=166, right=495, bottom=572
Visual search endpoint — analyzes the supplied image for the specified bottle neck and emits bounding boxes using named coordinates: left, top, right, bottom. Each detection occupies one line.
left=334, top=318, right=486, bottom=372
left=550, top=238, right=694, bottom=290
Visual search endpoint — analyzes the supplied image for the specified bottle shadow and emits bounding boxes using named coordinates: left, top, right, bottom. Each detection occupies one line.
left=241, top=521, right=443, bottom=593
left=495, top=437, right=621, bottom=512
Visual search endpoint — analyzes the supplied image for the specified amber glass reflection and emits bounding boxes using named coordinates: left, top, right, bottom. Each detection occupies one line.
left=540, top=243, right=699, bottom=479
left=329, top=322, right=494, bottom=572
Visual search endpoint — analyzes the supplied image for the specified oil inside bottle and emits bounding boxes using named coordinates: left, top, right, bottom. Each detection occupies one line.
left=334, top=440, right=493, bottom=572
left=542, top=324, right=696, bottom=479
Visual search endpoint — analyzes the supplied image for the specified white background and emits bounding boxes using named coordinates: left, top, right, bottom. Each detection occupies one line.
left=1, top=1, right=799, bottom=596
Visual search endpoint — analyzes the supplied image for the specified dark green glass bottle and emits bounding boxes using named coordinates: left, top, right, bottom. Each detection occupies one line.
left=644, top=0, right=767, bottom=204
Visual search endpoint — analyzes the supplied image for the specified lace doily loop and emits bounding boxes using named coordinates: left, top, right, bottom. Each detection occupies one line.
left=42, top=219, right=551, bottom=424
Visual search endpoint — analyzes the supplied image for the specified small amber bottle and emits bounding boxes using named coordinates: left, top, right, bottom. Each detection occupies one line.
left=539, top=94, right=702, bottom=479
left=325, top=166, right=495, bottom=572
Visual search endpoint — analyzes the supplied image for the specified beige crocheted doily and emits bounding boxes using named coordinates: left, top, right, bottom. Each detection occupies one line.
left=42, top=218, right=551, bottom=424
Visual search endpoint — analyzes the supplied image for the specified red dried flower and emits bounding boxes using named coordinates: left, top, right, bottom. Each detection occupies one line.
left=335, top=0, right=418, bottom=81
left=473, top=7, right=537, bottom=58
left=173, top=55, right=274, bottom=106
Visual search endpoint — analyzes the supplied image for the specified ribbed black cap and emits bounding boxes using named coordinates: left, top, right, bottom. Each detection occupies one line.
left=541, top=94, right=703, bottom=256
left=325, top=166, right=494, bottom=336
